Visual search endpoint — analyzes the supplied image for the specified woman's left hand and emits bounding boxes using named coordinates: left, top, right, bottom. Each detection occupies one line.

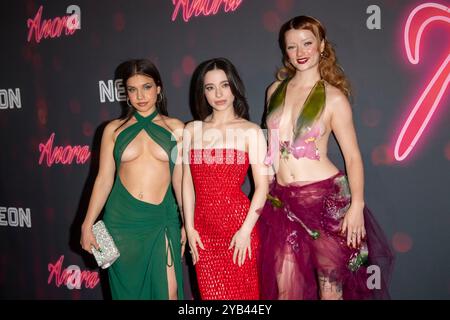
left=340, top=205, right=366, bottom=248
left=180, top=226, right=187, bottom=257
left=229, top=228, right=252, bottom=266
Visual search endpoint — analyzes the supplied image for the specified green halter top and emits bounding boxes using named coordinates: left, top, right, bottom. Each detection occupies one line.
left=113, top=109, right=177, bottom=172
left=104, top=108, right=184, bottom=300
left=267, top=78, right=326, bottom=140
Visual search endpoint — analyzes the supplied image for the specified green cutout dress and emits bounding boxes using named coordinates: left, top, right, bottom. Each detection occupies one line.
left=103, top=109, right=183, bottom=300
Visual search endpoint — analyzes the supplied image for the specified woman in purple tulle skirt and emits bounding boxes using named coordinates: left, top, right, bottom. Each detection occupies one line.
left=259, top=15, right=394, bottom=300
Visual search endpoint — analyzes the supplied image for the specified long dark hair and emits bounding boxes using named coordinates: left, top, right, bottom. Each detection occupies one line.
left=277, top=15, right=351, bottom=97
left=116, top=59, right=168, bottom=129
left=193, top=57, right=249, bottom=121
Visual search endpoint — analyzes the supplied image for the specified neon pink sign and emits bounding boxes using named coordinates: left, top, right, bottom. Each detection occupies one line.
left=27, top=5, right=79, bottom=44
left=48, top=255, right=99, bottom=289
left=394, top=3, right=450, bottom=161
left=39, top=133, right=91, bottom=167
left=171, top=0, right=243, bottom=22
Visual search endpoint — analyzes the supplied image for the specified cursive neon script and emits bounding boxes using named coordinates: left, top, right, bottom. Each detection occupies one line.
left=38, top=133, right=91, bottom=167
left=48, top=255, right=99, bottom=289
left=27, top=5, right=79, bottom=43
left=172, top=0, right=243, bottom=22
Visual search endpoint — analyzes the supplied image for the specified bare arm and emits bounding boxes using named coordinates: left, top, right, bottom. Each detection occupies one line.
left=229, top=124, right=269, bottom=266
left=80, top=121, right=117, bottom=253
left=330, top=90, right=366, bottom=248
left=264, top=81, right=282, bottom=180
left=241, top=125, right=269, bottom=233
left=167, top=117, right=187, bottom=256
left=167, top=118, right=185, bottom=223
left=182, top=122, right=195, bottom=231
left=182, top=121, right=204, bottom=263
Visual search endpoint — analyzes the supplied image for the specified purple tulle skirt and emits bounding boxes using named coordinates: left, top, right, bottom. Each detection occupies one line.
left=258, top=172, right=394, bottom=300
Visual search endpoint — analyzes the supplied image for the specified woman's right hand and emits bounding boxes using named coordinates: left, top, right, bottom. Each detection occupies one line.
left=186, top=228, right=204, bottom=265
left=80, top=225, right=100, bottom=254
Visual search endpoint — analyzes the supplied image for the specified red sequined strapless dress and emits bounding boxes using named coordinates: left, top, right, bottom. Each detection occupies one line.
left=189, top=148, right=260, bottom=300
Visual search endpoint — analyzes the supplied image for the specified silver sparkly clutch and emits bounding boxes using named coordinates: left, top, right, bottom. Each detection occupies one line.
left=91, top=220, right=120, bottom=269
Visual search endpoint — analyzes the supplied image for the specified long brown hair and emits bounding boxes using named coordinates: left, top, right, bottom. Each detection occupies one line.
left=115, top=59, right=168, bottom=131
left=277, top=15, right=351, bottom=97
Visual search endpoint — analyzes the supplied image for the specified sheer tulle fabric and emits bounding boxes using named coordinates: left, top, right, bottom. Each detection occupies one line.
left=258, top=172, right=394, bottom=300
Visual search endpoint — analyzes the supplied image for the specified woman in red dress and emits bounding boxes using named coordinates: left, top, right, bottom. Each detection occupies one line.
left=182, top=58, right=268, bottom=299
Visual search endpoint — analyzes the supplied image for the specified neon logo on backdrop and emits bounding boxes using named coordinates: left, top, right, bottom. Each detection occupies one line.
left=39, top=133, right=91, bottom=167
left=48, top=255, right=99, bottom=289
left=394, top=3, right=450, bottom=161
left=171, top=0, right=243, bottom=22
left=27, top=5, right=79, bottom=43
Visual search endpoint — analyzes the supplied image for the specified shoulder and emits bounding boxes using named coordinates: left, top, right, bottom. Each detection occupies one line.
left=237, top=119, right=261, bottom=131
left=184, top=120, right=204, bottom=139
left=161, top=115, right=185, bottom=130
left=104, top=119, right=123, bottom=135
left=235, top=120, right=265, bottom=142
left=324, top=83, right=353, bottom=124
left=325, top=82, right=349, bottom=105
left=184, top=120, right=202, bottom=131
left=160, top=115, right=185, bottom=139
left=267, top=80, right=283, bottom=98
left=101, top=119, right=126, bottom=144
left=325, top=82, right=351, bottom=110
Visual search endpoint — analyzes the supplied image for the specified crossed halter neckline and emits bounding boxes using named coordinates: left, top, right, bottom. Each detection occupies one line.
left=113, top=108, right=176, bottom=168
left=134, top=108, right=158, bottom=122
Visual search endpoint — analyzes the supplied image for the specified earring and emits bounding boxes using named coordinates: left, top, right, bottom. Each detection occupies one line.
left=157, top=93, right=163, bottom=103
left=126, top=97, right=133, bottom=108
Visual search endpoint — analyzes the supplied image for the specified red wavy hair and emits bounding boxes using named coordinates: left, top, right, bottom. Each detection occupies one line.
left=277, top=15, right=351, bottom=98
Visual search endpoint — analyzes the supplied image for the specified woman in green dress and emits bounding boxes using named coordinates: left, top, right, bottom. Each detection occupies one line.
left=80, top=59, right=185, bottom=300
